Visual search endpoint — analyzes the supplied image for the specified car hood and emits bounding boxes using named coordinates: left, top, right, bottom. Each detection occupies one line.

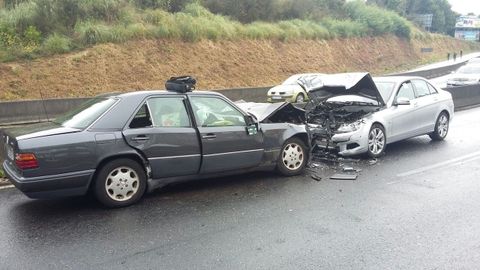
left=268, top=84, right=302, bottom=94
left=236, top=102, right=305, bottom=124
left=448, top=74, right=480, bottom=81
left=3, top=122, right=81, bottom=141
left=304, top=72, right=385, bottom=107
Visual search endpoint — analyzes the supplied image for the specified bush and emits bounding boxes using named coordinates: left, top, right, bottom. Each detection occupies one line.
left=42, top=33, right=72, bottom=54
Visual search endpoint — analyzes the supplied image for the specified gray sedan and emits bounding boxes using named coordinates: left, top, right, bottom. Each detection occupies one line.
left=2, top=90, right=307, bottom=207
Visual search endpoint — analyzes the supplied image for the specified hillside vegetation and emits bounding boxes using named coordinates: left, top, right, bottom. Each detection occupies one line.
left=0, top=0, right=426, bottom=62
left=1, top=34, right=478, bottom=101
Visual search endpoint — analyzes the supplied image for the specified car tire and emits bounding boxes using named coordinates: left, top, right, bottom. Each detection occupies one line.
left=277, top=137, right=308, bottom=176
left=429, top=112, right=449, bottom=141
left=367, top=124, right=386, bottom=158
left=94, top=158, right=147, bottom=208
left=295, top=93, right=305, bottom=103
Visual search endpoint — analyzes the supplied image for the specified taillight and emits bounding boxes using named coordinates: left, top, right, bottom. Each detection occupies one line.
left=15, top=153, right=39, bottom=170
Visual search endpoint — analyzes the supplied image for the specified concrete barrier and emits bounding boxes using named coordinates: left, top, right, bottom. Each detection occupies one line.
left=0, top=98, right=90, bottom=126
left=390, top=61, right=466, bottom=79
left=445, top=85, right=480, bottom=109
left=1, top=84, right=480, bottom=126
left=0, top=88, right=271, bottom=126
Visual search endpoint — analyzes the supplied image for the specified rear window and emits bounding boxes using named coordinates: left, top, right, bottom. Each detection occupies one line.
left=54, top=98, right=118, bottom=129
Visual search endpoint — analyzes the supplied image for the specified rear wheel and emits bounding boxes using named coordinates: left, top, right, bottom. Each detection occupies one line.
left=94, top=158, right=147, bottom=208
left=429, top=112, right=449, bottom=141
left=367, top=124, right=386, bottom=158
left=277, top=137, right=307, bottom=176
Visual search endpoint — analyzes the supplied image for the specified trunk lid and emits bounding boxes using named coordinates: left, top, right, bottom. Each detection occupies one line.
left=3, top=122, right=81, bottom=141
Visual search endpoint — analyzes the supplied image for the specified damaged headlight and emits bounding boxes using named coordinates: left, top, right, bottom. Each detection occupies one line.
left=336, top=120, right=365, bottom=133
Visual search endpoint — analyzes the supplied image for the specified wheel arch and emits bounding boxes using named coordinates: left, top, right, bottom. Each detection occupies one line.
left=88, top=153, right=149, bottom=192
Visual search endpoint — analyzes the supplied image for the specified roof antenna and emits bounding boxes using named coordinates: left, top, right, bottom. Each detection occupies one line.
left=38, top=86, right=50, bottom=122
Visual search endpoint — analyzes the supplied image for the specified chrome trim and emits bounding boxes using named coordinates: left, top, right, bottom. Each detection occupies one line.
left=204, top=149, right=264, bottom=157
left=148, top=154, right=201, bottom=160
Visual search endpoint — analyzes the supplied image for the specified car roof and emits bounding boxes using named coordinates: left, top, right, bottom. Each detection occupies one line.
left=373, top=76, right=427, bottom=83
left=103, top=90, right=225, bottom=99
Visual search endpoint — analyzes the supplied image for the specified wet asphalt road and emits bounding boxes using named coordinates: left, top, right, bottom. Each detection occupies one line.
left=1, top=107, right=480, bottom=270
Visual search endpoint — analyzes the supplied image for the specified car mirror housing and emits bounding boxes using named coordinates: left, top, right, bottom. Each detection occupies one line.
left=394, top=97, right=411, bottom=106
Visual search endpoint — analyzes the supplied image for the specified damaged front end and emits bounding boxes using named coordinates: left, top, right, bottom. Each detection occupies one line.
left=303, top=73, right=385, bottom=156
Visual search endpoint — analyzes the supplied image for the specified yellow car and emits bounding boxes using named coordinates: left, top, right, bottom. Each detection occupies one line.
left=267, top=73, right=324, bottom=103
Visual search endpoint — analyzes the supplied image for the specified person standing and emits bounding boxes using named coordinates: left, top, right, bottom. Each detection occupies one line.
left=447, top=52, right=450, bottom=60
left=453, top=52, right=457, bottom=62
left=460, top=50, right=463, bottom=59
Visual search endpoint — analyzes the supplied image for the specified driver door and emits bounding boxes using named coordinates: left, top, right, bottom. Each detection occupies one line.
left=389, top=81, right=420, bottom=142
left=189, top=95, right=264, bottom=174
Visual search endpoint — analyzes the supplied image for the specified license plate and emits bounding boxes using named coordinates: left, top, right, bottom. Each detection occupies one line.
left=272, top=96, right=283, bottom=100
left=6, top=145, right=14, bottom=161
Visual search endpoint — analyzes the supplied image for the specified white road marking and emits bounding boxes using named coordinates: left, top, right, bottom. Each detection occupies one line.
left=0, top=185, right=14, bottom=190
left=396, top=150, right=480, bottom=178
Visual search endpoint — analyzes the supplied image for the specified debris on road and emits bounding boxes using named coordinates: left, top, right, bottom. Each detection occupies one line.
left=311, top=174, right=322, bottom=181
left=369, top=158, right=378, bottom=165
left=330, top=173, right=358, bottom=180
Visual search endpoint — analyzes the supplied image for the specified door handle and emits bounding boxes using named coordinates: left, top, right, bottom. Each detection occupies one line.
left=131, top=135, right=150, bottom=142
left=202, top=133, right=217, bottom=139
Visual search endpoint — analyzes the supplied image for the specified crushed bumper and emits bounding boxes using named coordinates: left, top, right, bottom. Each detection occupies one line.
left=314, top=128, right=369, bottom=156
left=2, top=161, right=94, bottom=199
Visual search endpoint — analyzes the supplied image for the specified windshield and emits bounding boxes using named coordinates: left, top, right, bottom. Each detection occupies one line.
left=374, top=82, right=396, bottom=102
left=457, top=65, right=480, bottom=74
left=53, top=98, right=118, bottom=129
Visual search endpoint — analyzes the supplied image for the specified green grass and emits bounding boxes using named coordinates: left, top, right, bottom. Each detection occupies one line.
left=0, top=1, right=424, bottom=62
left=0, top=169, right=4, bottom=178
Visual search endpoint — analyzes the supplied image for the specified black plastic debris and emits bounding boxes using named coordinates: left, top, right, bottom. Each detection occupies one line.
left=311, top=174, right=322, bottom=181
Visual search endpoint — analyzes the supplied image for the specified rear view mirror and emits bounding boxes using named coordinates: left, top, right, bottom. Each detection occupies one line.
left=394, top=97, right=410, bottom=106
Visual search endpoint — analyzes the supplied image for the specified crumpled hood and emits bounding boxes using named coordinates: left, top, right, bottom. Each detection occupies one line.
left=236, top=102, right=305, bottom=123
left=304, top=72, right=385, bottom=107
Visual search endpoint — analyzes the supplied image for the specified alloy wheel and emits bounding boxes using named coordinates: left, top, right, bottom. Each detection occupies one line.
left=282, top=143, right=305, bottom=170
left=368, top=127, right=385, bottom=155
left=437, top=114, right=449, bottom=138
left=105, top=166, right=140, bottom=202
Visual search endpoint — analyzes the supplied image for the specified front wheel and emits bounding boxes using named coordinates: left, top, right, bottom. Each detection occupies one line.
left=295, top=93, right=305, bottom=103
left=94, top=158, right=147, bottom=208
left=367, top=124, right=386, bottom=158
left=277, top=137, right=308, bottom=176
left=429, top=112, right=449, bottom=141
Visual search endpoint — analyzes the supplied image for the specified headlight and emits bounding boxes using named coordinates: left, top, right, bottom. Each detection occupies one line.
left=337, top=120, right=365, bottom=133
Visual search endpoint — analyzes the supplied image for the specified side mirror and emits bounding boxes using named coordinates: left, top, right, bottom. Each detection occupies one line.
left=245, top=114, right=258, bottom=135
left=245, top=114, right=257, bottom=126
left=394, top=97, right=411, bottom=106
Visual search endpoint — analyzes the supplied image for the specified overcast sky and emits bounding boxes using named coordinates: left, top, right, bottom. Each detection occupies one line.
left=448, top=0, right=480, bottom=15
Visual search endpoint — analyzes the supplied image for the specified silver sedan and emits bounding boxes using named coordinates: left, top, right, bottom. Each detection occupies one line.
left=306, top=73, right=454, bottom=157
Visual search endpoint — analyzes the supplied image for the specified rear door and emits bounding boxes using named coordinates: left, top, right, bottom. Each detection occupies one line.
left=123, top=96, right=201, bottom=178
left=411, top=79, right=438, bottom=133
left=189, top=95, right=264, bottom=174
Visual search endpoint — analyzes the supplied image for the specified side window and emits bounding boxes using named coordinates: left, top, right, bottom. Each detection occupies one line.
left=427, top=83, right=438, bottom=94
left=148, top=97, right=191, bottom=127
left=129, top=104, right=152, bottom=129
left=396, top=82, right=416, bottom=101
left=412, top=80, right=430, bottom=98
left=190, top=97, right=246, bottom=127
